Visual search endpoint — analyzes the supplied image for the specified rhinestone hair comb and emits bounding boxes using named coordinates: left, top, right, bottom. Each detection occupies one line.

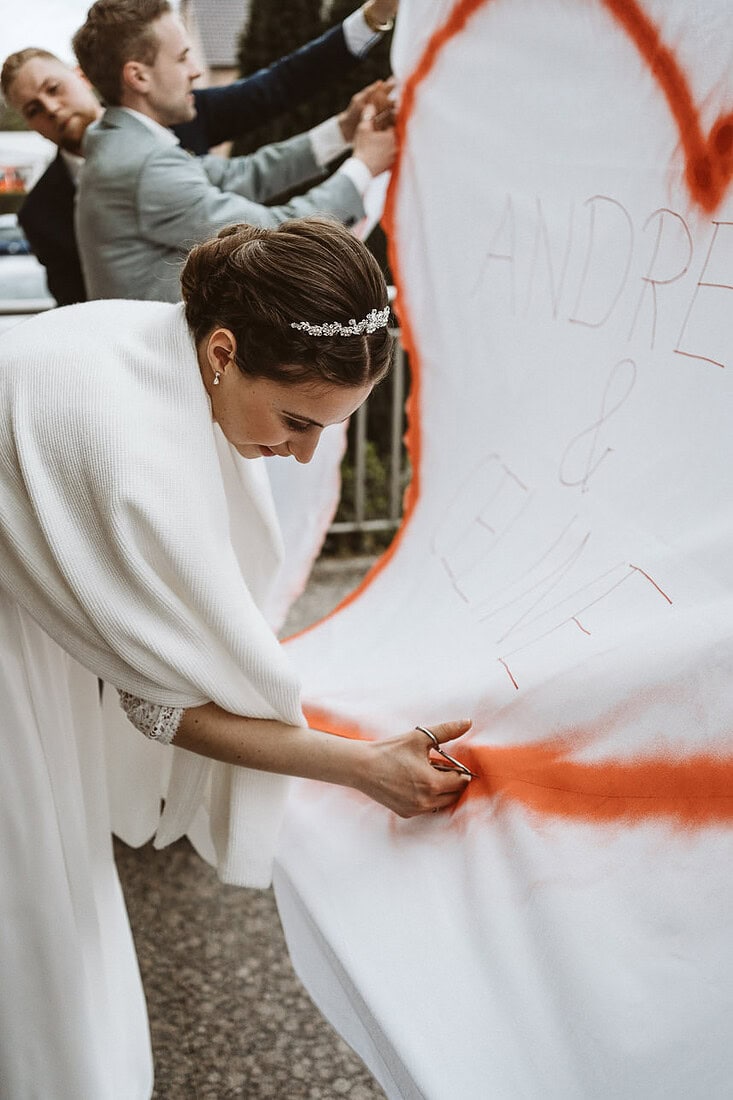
left=290, top=305, right=390, bottom=337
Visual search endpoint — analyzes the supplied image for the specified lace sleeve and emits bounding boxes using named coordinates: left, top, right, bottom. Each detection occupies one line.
left=117, top=691, right=184, bottom=746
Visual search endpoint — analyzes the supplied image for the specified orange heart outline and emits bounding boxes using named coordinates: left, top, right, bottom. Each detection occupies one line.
left=393, top=0, right=733, bottom=217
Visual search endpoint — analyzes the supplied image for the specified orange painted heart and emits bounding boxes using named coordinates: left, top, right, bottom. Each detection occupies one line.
left=604, top=0, right=733, bottom=212
left=394, top=0, right=733, bottom=216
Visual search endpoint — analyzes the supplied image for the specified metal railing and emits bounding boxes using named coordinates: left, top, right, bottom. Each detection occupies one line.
left=329, top=327, right=408, bottom=536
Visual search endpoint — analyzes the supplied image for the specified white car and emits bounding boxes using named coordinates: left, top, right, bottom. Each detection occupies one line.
left=0, top=215, right=56, bottom=336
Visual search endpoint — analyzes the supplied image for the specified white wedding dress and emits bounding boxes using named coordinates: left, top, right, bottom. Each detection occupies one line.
left=0, top=590, right=152, bottom=1098
left=0, top=299, right=318, bottom=1096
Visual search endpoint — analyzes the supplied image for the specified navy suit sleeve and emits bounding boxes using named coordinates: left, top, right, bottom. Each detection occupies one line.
left=174, top=24, right=356, bottom=153
left=17, top=157, right=86, bottom=306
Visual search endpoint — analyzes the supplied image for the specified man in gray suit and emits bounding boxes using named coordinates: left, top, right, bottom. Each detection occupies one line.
left=73, top=0, right=395, bottom=302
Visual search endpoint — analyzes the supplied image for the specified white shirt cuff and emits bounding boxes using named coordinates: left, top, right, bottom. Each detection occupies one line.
left=337, top=156, right=374, bottom=199
left=309, top=115, right=351, bottom=168
left=343, top=8, right=382, bottom=57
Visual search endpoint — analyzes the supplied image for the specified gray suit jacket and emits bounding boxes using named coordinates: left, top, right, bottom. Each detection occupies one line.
left=76, top=108, right=365, bottom=302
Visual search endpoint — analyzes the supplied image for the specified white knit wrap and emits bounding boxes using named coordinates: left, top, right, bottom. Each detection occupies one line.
left=0, top=299, right=306, bottom=887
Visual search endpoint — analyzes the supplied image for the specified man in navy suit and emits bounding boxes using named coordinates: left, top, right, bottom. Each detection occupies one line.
left=0, top=0, right=395, bottom=306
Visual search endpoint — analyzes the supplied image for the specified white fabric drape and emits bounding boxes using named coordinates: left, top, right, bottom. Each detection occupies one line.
left=275, top=1, right=733, bottom=1096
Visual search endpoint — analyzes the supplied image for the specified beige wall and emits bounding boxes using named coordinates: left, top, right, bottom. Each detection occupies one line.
left=180, top=4, right=239, bottom=156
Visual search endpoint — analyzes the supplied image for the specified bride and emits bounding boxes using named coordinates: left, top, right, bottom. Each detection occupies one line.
left=0, top=216, right=471, bottom=1098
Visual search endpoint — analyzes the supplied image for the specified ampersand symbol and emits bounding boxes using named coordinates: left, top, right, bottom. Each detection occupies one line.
left=559, top=358, right=637, bottom=493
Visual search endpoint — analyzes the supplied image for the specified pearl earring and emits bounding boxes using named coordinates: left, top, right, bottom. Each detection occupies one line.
left=213, top=371, right=221, bottom=386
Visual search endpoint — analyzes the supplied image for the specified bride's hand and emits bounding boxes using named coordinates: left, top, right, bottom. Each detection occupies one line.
left=355, top=720, right=473, bottom=817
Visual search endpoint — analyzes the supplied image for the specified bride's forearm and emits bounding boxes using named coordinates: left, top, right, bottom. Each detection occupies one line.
left=174, top=704, right=473, bottom=818
left=174, top=701, right=371, bottom=790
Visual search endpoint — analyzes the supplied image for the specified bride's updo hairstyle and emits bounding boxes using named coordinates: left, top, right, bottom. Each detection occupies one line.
left=181, top=217, right=393, bottom=388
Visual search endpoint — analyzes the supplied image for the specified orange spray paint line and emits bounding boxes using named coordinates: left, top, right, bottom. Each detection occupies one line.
left=305, top=705, right=733, bottom=829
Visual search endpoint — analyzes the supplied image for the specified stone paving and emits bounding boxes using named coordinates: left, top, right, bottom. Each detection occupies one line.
left=115, top=557, right=387, bottom=1099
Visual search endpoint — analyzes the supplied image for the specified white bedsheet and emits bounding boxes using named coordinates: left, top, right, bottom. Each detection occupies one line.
left=276, top=1, right=733, bottom=1095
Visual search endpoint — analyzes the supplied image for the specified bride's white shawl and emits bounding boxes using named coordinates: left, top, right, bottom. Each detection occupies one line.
left=0, top=299, right=305, bottom=886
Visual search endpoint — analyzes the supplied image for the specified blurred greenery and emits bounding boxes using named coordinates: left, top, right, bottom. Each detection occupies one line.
left=234, top=0, right=392, bottom=156
left=325, top=434, right=412, bottom=556
left=0, top=103, right=27, bottom=132
left=324, top=345, right=412, bottom=555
